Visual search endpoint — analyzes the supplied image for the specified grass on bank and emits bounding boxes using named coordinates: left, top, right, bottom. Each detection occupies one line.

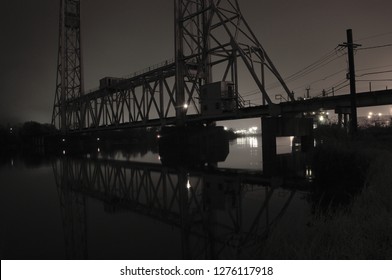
left=258, top=126, right=392, bottom=259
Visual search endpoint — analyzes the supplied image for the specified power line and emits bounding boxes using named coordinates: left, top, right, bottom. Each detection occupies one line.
left=355, top=31, right=392, bottom=42
left=283, top=49, right=337, bottom=81
left=290, top=68, right=346, bottom=92
left=358, top=43, right=392, bottom=51
left=240, top=47, right=349, bottom=99
left=326, top=82, right=350, bottom=95
left=241, top=63, right=347, bottom=99
left=357, top=79, right=392, bottom=82
left=322, top=79, right=349, bottom=96
left=263, top=53, right=345, bottom=93
left=261, top=48, right=345, bottom=92
left=357, top=64, right=392, bottom=73
left=282, top=50, right=345, bottom=82
left=356, top=70, right=392, bottom=77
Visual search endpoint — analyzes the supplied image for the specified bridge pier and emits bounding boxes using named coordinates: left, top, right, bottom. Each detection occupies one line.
left=262, top=117, right=313, bottom=176
left=336, top=107, right=351, bottom=130
left=158, top=126, right=230, bottom=167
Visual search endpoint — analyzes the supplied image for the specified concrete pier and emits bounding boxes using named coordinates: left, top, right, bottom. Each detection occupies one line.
left=262, top=117, right=313, bottom=176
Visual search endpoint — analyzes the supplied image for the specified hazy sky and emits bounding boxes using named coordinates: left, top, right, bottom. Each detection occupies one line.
left=1, top=0, right=391, bottom=128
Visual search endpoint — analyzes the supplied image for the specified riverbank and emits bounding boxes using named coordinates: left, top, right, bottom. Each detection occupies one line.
left=258, top=126, right=392, bottom=259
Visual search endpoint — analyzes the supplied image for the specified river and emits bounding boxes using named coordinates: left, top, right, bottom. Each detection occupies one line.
left=0, top=136, right=313, bottom=259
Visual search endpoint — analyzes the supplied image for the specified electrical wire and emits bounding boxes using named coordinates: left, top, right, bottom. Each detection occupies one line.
left=357, top=64, right=392, bottom=73
left=358, top=43, right=392, bottom=51
left=240, top=41, right=390, bottom=100
left=355, top=31, right=392, bottom=42
left=357, top=79, right=392, bottom=82
left=241, top=65, right=347, bottom=99
left=283, top=49, right=338, bottom=81
left=356, top=70, right=392, bottom=77
left=290, top=68, right=346, bottom=92
left=242, top=48, right=345, bottom=95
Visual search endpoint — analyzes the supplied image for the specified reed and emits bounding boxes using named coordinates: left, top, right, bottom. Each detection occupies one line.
left=258, top=126, right=392, bottom=259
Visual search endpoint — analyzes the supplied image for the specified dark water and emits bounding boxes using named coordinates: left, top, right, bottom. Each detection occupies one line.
left=0, top=136, right=312, bottom=259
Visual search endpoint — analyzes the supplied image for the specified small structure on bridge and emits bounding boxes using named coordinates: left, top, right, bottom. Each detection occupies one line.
left=99, top=77, right=125, bottom=90
left=200, top=81, right=236, bottom=116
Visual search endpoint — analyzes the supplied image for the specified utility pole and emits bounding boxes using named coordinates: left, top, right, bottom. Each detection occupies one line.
left=306, top=86, right=311, bottom=99
left=340, top=29, right=361, bottom=134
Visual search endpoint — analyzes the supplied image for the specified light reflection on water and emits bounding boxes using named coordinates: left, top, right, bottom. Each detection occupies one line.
left=219, top=136, right=262, bottom=170
left=0, top=136, right=312, bottom=260
left=221, top=136, right=295, bottom=170
left=236, top=136, right=259, bottom=148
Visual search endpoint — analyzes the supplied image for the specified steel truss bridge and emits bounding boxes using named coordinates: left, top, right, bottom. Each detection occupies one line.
left=53, top=156, right=305, bottom=259
left=51, top=0, right=392, bottom=134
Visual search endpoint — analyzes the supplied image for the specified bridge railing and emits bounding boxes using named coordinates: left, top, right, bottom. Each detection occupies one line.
left=82, top=58, right=175, bottom=95
left=237, top=93, right=251, bottom=108
left=123, top=58, right=175, bottom=80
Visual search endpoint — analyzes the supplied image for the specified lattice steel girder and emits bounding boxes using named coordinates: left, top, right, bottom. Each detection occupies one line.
left=175, top=0, right=294, bottom=117
left=62, top=63, right=178, bottom=130
left=52, top=0, right=84, bottom=132
left=53, top=0, right=295, bottom=132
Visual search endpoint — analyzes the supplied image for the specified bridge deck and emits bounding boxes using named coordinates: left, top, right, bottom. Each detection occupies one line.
left=67, top=89, right=392, bottom=133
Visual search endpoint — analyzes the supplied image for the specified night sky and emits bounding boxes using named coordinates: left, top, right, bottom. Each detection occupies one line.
left=1, top=0, right=391, bottom=128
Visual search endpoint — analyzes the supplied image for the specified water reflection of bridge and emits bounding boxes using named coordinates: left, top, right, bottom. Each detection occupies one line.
left=53, top=156, right=306, bottom=259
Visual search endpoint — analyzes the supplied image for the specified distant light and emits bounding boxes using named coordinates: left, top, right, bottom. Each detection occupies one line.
left=319, top=115, right=325, bottom=122
left=224, top=126, right=228, bottom=131
left=248, top=126, right=258, bottom=133
left=97, top=137, right=100, bottom=141
left=9, top=127, right=13, bottom=132
left=367, top=115, right=372, bottom=119
left=97, top=148, right=100, bottom=153
left=369, top=112, right=373, bottom=116
left=378, top=113, right=382, bottom=117
left=62, top=150, right=66, bottom=155
left=235, top=129, right=247, bottom=134
left=62, top=138, right=66, bottom=142
left=186, top=179, right=192, bottom=189
left=290, top=136, right=294, bottom=147
left=157, top=134, right=161, bottom=139
left=249, top=137, right=259, bottom=148
left=183, top=103, right=189, bottom=109
left=306, top=166, right=313, bottom=182
left=158, top=156, right=161, bottom=160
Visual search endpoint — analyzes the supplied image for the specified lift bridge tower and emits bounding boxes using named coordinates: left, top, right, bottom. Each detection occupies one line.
left=51, top=0, right=84, bottom=133
left=174, top=0, right=294, bottom=125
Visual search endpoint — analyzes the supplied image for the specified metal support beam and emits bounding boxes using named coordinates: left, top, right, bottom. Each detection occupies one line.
left=52, top=0, right=84, bottom=133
